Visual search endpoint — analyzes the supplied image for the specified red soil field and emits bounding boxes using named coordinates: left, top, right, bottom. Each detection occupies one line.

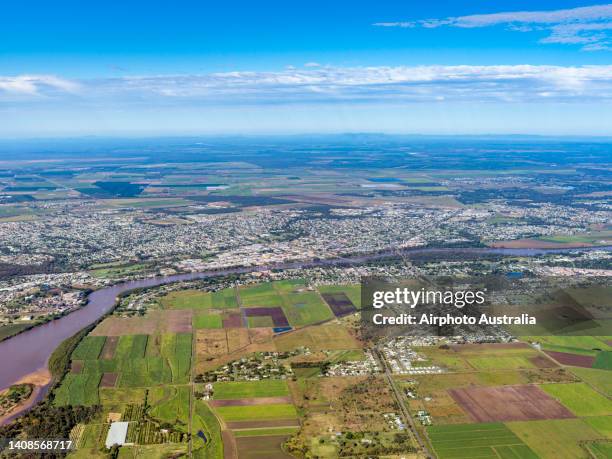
left=530, top=355, right=558, bottom=368
left=165, top=309, right=192, bottom=333
left=99, top=372, right=118, bottom=388
left=226, top=419, right=300, bottom=429
left=235, top=435, right=294, bottom=459
left=449, top=385, right=575, bottom=422
left=209, top=396, right=292, bottom=407
left=70, top=361, right=83, bottom=374
left=223, top=312, right=243, bottom=328
left=243, top=307, right=290, bottom=327
left=222, top=430, right=237, bottom=459
left=544, top=351, right=595, bottom=368
left=321, top=293, right=357, bottom=317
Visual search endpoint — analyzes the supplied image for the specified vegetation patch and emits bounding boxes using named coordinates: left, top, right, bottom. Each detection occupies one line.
left=541, top=383, right=612, bottom=416
left=427, top=423, right=537, bottom=459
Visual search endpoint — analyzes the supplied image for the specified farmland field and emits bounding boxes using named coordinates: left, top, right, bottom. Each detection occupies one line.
left=274, top=324, right=360, bottom=351
left=427, top=423, right=538, bottom=459
left=449, top=385, right=575, bottom=422
left=148, top=385, right=190, bottom=431
left=72, top=336, right=106, bottom=360
left=508, top=418, right=604, bottom=459
left=214, top=403, right=297, bottom=421
left=541, top=383, right=612, bottom=416
left=213, top=380, right=289, bottom=399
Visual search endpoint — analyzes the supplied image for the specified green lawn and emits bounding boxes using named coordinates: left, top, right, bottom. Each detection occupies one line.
left=212, top=380, right=289, bottom=399
left=541, top=383, right=612, bottom=416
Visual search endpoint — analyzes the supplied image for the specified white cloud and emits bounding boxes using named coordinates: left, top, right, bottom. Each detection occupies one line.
left=3, top=65, right=612, bottom=106
left=0, top=75, right=80, bottom=95
left=374, top=3, right=612, bottom=51
left=304, top=62, right=322, bottom=67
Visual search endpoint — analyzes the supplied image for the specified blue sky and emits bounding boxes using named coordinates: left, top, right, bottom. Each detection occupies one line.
left=2, top=1, right=612, bottom=136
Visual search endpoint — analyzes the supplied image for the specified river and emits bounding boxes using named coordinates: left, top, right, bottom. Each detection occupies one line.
left=0, top=245, right=608, bottom=424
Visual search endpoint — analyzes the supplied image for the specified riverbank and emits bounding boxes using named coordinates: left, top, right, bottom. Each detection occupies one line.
left=0, top=244, right=609, bottom=424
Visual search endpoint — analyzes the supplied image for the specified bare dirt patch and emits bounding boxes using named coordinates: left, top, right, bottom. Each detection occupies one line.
left=235, top=435, right=294, bottom=459
left=71, top=361, right=83, bottom=374
left=530, top=355, right=559, bottom=368
left=222, top=430, right=238, bottom=459
left=196, top=328, right=276, bottom=373
left=100, top=336, right=119, bottom=359
left=544, top=351, right=595, bottom=368
left=226, top=419, right=300, bottom=429
left=100, top=373, right=118, bottom=388
left=210, top=396, right=292, bottom=407
left=92, top=310, right=192, bottom=335
left=321, top=293, right=357, bottom=317
left=223, top=312, right=243, bottom=328
left=164, top=309, right=192, bottom=333
left=449, top=385, right=575, bottom=422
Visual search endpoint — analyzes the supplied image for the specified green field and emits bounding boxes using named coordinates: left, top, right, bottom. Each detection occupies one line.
left=570, top=367, right=612, bottom=397
left=584, top=416, right=612, bottom=437
left=161, top=333, right=192, bottom=384
left=541, top=383, right=612, bottom=416
left=54, top=368, right=102, bottom=405
left=508, top=418, right=603, bottom=459
left=586, top=441, right=612, bottom=459
left=214, top=403, right=297, bottom=421
left=593, top=351, right=612, bottom=370
left=115, top=335, right=148, bottom=360
left=468, top=356, right=534, bottom=370
left=71, top=336, right=106, bottom=360
left=239, top=280, right=334, bottom=326
left=193, top=312, right=223, bottom=329
left=212, top=380, right=289, bottom=399
left=161, top=288, right=238, bottom=310
left=54, top=332, right=192, bottom=405
left=233, top=427, right=299, bottom=437
left=427, top=423, right=538, bottom=459
left=149, top=385, right=191, bottom=432
left=192, top=400, right=223, bottom=459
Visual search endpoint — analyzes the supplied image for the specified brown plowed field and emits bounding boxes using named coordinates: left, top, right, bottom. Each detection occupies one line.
left=99, top=373, right=118, bottom=388
left=100, top=336, right=119, bottom=359
left=530, top=355, right=558, bottom=368
left=235, top=435, right=294, bottom=459
left=223, top=312, right=243, bottom=328
left=222, top=430, right=238, bottom=459
left=165, top=309, right=193, bottom=333
left=226, top=419, right=300, bottom=429
left=210, top=396, right=292, bottom=407
left=449, top=385, right=575, bottom=422
left=70, top=361, right=83, bottom=374
left=544, top=351, right=595, bottom=368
